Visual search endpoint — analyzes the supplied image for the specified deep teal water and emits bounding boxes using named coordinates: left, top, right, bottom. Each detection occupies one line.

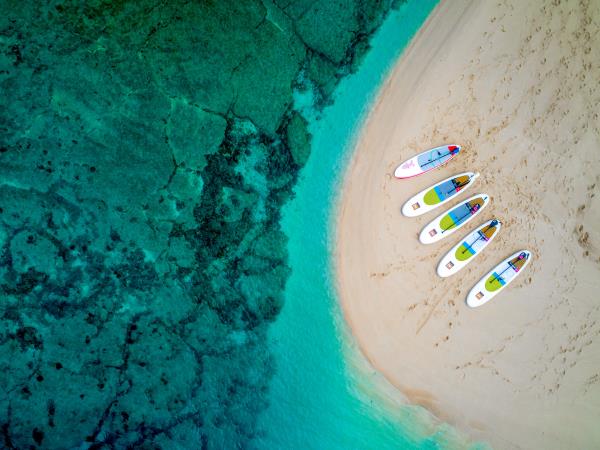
left=1, top=2, right=413, bottom=447
left=1, top=1, right=493, bottom=447
left=257, top=1, right=487, bottom=448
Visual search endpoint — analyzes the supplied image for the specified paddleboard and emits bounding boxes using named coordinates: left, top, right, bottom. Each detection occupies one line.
left=437, top=219, right=502, bottom=277
left=419, top=194, right=489, bottom=244
left=394, top=145, right=461, bottom=179
left=402, top=172, right=480, bottom=217
left=466, top=250, right=532, bottom=307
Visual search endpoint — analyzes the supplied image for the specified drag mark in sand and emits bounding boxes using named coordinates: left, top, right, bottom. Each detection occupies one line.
left=415, top=292, right=445, bottom=335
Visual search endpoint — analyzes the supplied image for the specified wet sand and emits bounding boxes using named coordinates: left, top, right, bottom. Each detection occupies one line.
left=335, top=0, right=600, bottom=448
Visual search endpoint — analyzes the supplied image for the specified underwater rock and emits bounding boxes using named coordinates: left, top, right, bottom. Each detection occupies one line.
left=305, top=52, right=340, bottom=103
left=9, top=230, right=62, bottom=276
left=216, top=187, right=259, bottom=224
left=1, top=0, right=397, bottom=447
left=295, top=2, right=360, bottom=64
left=286, top=112, right=312, bottom=166
left=167, top=100, right=227, bottom=171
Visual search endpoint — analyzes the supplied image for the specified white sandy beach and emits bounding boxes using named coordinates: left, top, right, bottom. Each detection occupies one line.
left=336, top=0, right=600, bottom=448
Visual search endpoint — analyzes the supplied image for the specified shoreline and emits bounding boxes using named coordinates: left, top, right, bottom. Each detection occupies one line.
left=335, top=0, right=600, bottom=448
left=255, top=1, right=480, bottom=448
left=335, top=0, right=480, bottom=427
left=333, top=0, right=464, bottom=425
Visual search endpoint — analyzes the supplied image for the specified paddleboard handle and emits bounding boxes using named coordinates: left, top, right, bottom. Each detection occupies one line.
left=441, top=201, right=481, bottom=234
left=492, top=252, right=529, bottom=282
left=460, top=219, right=499, bottom=254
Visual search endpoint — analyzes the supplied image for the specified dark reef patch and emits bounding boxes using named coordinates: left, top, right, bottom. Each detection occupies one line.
left=1, top=0, right=399, bottom=447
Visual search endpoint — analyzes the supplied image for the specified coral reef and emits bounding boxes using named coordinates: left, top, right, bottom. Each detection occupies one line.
left=0, top=0, right=397, bottom=447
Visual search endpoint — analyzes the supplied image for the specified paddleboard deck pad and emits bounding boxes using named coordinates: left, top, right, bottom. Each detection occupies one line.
left=467, top=250, right=532, bottom=307
left=437, top=219, right=502, bottom=277
left=419, top=194, right=489, bottom=244
left=402, top=172, right=480, bottom=217
left=394, top=145, right=461, bottom=179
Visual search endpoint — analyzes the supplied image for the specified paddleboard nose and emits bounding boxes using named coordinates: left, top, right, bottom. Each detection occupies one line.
left=472, top=172, right=480, bottom=180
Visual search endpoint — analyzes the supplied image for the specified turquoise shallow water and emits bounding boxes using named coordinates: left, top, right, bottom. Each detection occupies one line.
left=2, top=2, right=426, bottom=447
left=1, top=1, right=493, bottom=447
left=253, top=1, right=481, bottom=448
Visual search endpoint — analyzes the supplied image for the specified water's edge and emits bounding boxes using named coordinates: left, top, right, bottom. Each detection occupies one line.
left=0, top=2, right=409, bottom=448
left=253, top=2, right=481, bottom=449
